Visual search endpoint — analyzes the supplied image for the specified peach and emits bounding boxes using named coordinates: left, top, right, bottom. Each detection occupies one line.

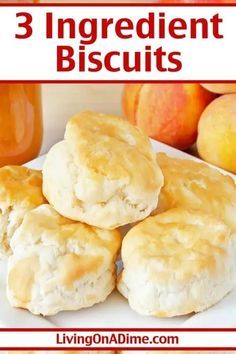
left=122, top=84, right=142, bottom=125
left=197, top=94, right=236, bottom=173
left=201, top=84, right=236, bottom=94
left=122, top=84, right=216, bottom=150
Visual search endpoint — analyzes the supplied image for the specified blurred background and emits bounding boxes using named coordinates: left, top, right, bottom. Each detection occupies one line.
left=42, top=84, right=123, bottom=153
left=2, top=82, right=236, bottom=175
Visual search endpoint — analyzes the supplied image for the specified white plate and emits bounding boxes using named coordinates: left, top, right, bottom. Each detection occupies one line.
left=1, top=140, right=236, bottom=328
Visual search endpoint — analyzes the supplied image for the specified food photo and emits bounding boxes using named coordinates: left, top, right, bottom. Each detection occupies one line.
left=0, top=83, right=236, bottom=328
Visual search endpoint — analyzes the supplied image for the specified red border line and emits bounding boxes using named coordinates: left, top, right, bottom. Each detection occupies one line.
left=2, top=348, right=236, bottom=351
left=1, top=328, right=236, bottom=331
left=0, top=2, right=236, bottom=7
left=1, top=81, right=236, bottom=84
left=0, top=3, right=236, bottom=5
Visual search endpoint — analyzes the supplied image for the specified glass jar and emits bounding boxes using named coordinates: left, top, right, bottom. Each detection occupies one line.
left=0, top=84, right=42, bottom=166
left=0, top=1, right=42, bottom=166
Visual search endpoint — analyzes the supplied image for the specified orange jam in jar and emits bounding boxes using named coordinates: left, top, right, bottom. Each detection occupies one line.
left=0, top=84, right=43, bottom=166
left=0, top=1, right=42, bottom=166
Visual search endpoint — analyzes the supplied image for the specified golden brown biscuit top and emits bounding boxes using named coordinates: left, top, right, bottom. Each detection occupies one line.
left=0, top=165, right=46, bottom=210
left=122, top=208, right=231, bottom=282
left=13, top=204, right=121, bottom=256
left=156, top=153, right=236, bottom=231
left=9, top=205, right=121, bottom=298
left=65, top=111, right=162, bottom=191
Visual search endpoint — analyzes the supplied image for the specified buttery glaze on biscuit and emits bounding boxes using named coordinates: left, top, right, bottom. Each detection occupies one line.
left=0, top=166, right=44, bottom=206
left=58, top=254, right=103, bottom=290
left=118, top=208, right=236, bottom=317
left=8, top=255, right=39, bottom=306
left=156, top=153, right=236, bottom=233
left=43, top=112, right=163, bottom=229
left=7, top=204, right=121, bottom=316
left=0, top=166, right=46, bottom=258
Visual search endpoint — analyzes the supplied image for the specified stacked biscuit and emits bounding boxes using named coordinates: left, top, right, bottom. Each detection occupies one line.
left=1, top=111, right=163, bottom=317
left=1, top=111, right=236, bottom=319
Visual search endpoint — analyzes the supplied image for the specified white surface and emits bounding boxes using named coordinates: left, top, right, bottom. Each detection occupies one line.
left=1, top=140, right=236, bottom=328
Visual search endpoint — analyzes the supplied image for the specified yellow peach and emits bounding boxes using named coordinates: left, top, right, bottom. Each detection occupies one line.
left=122, top=84, right=142, bottom=125
left=197, top=94, right=236, bottom=173
left=201, top=84, right=236, bottom=94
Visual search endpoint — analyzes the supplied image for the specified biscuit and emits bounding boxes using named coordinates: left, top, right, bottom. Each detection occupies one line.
left=117, top=208, right=236, bottom=317
left=42, top=112, right=163, bottom=229
left=0, top=166, right=46, bottom=258
left=7, top=204, right=121, bottom=316
left=155, top=153, right=236, bottom=232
